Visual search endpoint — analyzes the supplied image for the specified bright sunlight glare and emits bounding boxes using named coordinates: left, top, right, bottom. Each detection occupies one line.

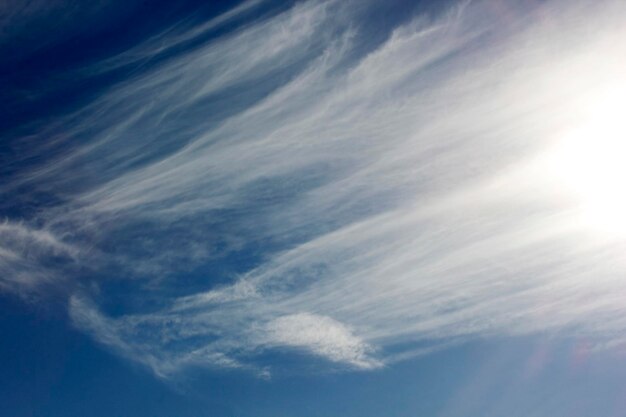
left=546, top=83, right=626, bottom=237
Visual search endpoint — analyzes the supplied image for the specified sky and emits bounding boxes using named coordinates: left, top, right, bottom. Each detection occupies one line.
left=2, top=0, right=626, bottom=416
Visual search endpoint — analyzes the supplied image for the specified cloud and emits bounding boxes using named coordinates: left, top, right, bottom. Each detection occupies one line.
left=264, top=313, right=381, bottom=369
left=4, top=0, right=626, bottom=378
left=0, top=220, right=78, bottom=293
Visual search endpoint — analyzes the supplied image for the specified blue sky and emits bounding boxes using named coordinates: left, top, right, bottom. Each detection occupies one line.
left=2, top=0, right=626, bottom=415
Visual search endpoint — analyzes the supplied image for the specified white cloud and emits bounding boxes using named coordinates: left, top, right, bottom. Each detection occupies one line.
left=5, top=0, right=626, bottom=377
left=264, top=312, right=381, bottom=369
left=0, top=220, right=78, bottom=293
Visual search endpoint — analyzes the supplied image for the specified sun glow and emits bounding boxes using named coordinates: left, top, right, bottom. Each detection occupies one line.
left=548, top=83, right=626, bottom=236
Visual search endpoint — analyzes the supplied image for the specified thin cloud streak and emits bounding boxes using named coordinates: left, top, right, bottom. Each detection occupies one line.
left=0, top=220, right=79, bottom=293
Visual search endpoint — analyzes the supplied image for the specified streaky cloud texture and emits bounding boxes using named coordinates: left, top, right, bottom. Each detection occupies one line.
left=3, top=0, right=626, bottom=379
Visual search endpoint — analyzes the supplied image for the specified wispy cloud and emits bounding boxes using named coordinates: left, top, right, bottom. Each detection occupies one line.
left=4, top=0, right=626, bottom=377
left=264, top=313, right=381, bottom=369
left=0, top=220, right=78, bottom=293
